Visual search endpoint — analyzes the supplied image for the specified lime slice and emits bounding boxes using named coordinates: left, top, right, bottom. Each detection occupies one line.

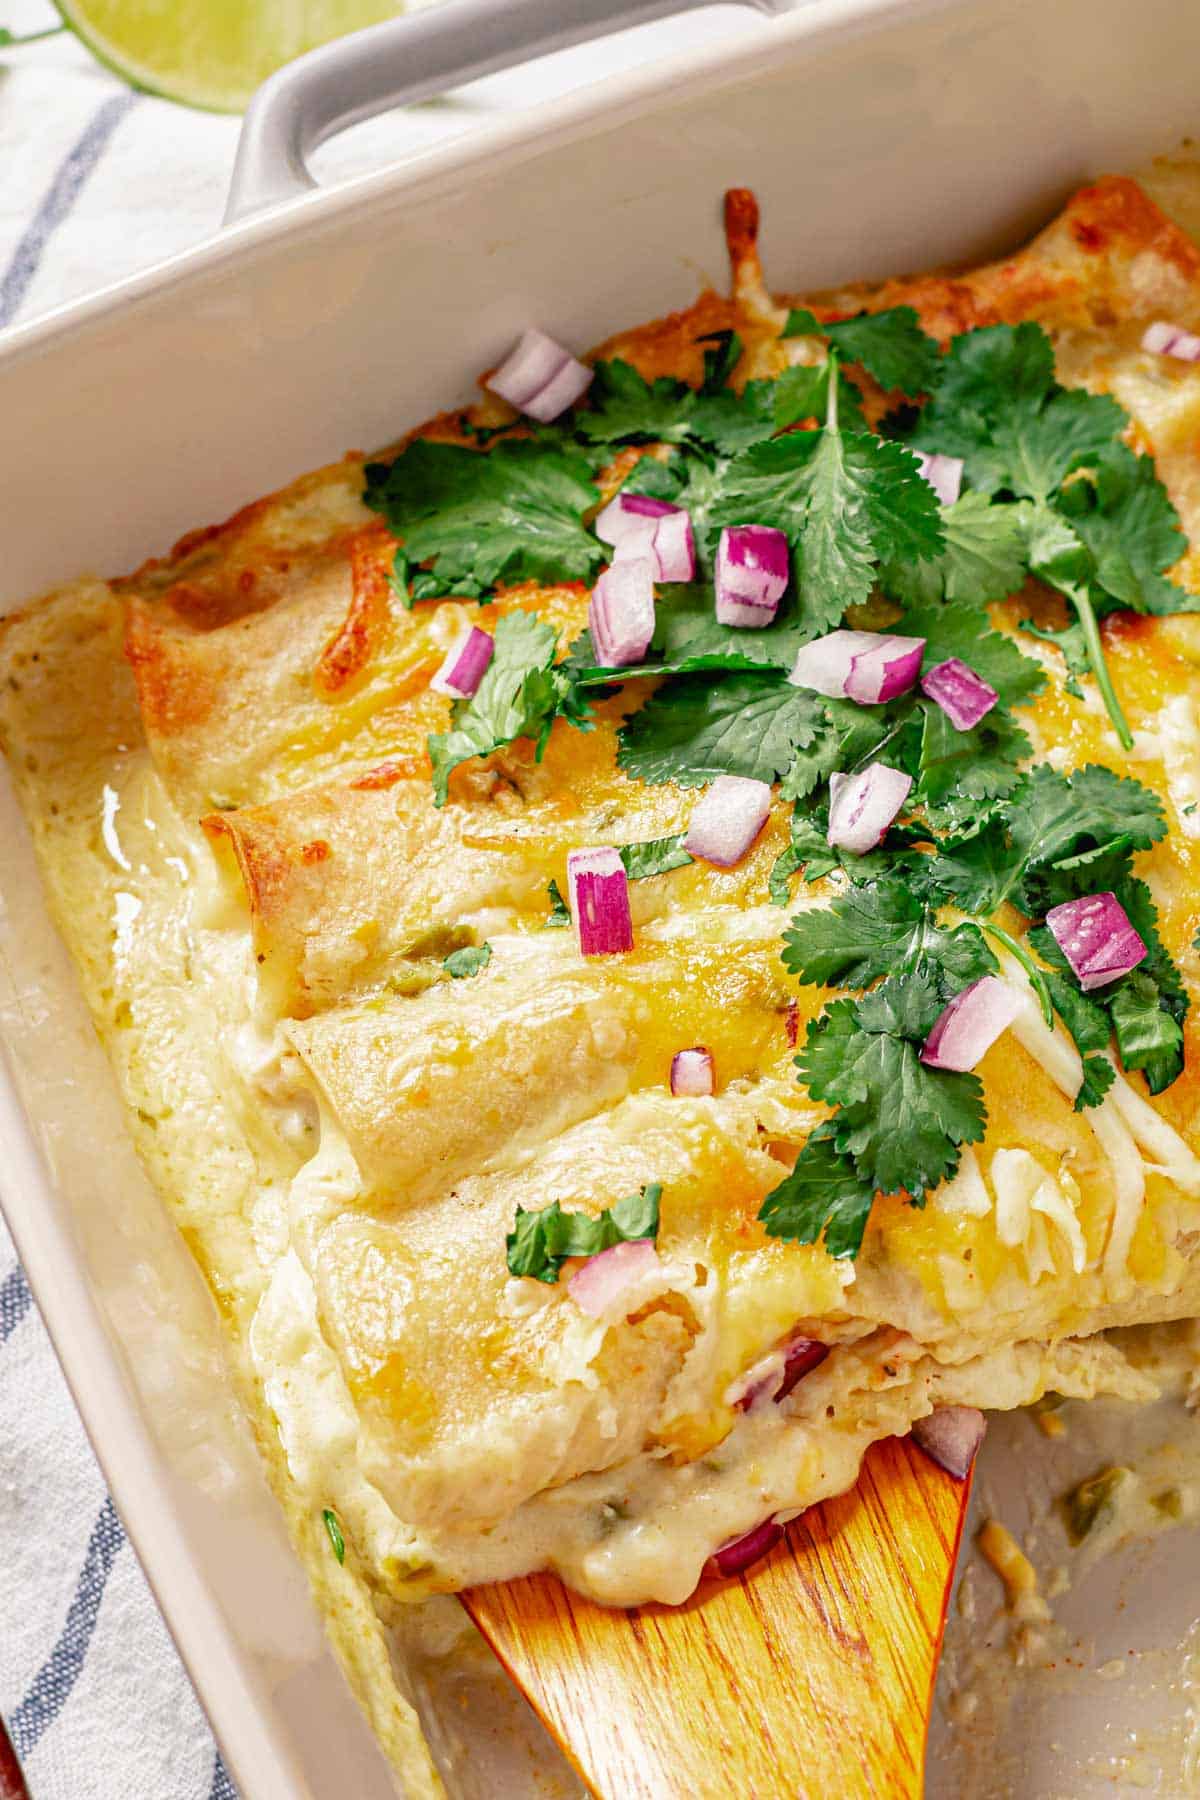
left=55, top=0, right=404, bottom=114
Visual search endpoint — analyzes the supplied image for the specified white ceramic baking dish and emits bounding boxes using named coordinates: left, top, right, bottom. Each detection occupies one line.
left=4, top=0, right=1200, bottom=1792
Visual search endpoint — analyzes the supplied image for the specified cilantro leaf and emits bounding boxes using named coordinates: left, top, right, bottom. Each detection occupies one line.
left=698, top=330, right=743, bottom=391
left=711, top=425, right=943, bottom=633
left=768, top=843, right=807, bottom=905
left=882, top=492, right=1029, bottom=606
left=928, top=765, right=1166, bottom=917
left=1022, top=858, right=1186, bottom=1096
left=576, top=355, right=776, bottom=457
left=363, top=440, right=602, bottom=596
left=772, top=808, right=862, bottom=894
left=617, top=673, right=824, bottom=788
left=1038, top=969, right=1115, bottom=1111
left=758, top=1128, right=876, bottom=1259
left=798, top=987, right=987, bottom=1196
left=911, top=322, right=1125, bottom=501
left=1107, top=967, right=1185, bottom=1093
left=506, top=1183, right=662, bottom=1283
left=576, top=360, right=698, bottom=445
left=687, top=383, right=780, bottom=456
left=648, top=582, right=811, bottom=673
left=444, top=942, right=492, bottom=978
left=1010, top=765, right=1165, bottom=913
left=895, top=599, right=1046, bottom=832
left=545, top=879, right=571, bottom=927
left=564, top=584, right=809, bottom=681
left=772, top=361, right=868, bottom=433
left=784, top=306, right=941, bottom=397
left=905, top=321, right=1155, bottom=745
left=781, top=880, right=996, bottom=990
left=922, top=830, right=1025, bottom=918
left=1102, top=879, right=1187, bottom=1093
left=1021, top=497, right=1091, bottom=585
left=916, top=701, right=1032, bottom=834
left=779, top=694, right=909, bottom=803
left=1057, top=442, right=1194, bottom=615
left=781, top=808, right=839, bottom=883
left=429, top=611, right=573, bottom=805
left=775, top=806, right=926, bottom=892
left=1076, top=1054, right=1119, bottom=1110
left=618, top=835, right=693, bottom=879
left=901, top=599, right=1046, bottom=711
left=1029, top=891, right=1185, bottom=1098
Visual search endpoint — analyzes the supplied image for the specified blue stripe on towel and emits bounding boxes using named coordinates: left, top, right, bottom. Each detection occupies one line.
left=0, top=92, right=138, bottom=329
left=0, top=1265, right=32, bottom=1344
left=8, top=1497, right=125, bottom=1757
left=210, top=1750, right=238, bottom=1800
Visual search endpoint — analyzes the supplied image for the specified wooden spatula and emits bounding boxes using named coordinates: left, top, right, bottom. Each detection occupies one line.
left=464, top=1436, right=971, bottom=1799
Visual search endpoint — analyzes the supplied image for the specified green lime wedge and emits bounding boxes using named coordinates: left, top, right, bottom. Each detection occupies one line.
left=54, top=0, right=403, bottom=113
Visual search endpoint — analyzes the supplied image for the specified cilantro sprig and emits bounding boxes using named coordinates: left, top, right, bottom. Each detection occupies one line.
left=709, top=352, right=945, bottom=634
left=576, top=331, right=777, bottom=457
left=783, top=304, right=942, bottom=397
left=428, top=611, right=592, bottom=805
left=364, top=438, right=604, bottom=601
left=507, top=1183, right=662, bottom=1283
left=762, top=756, right=1189, bottom=1254
left=907, top=323, right=1196, bottom=747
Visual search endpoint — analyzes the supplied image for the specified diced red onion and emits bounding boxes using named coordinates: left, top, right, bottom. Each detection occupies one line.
left=594, top=491, right=676, bottom=544
left=430, top=624, right=494, bottom=699
left=789, top=629, right=879, bottom=698
left=844, top=634, right=926, bottom=705
left=1045, top=891, right=1148, bottom=991
left=588, top=557, right=656, bottom=668
left=910, top=1406, right=986, bottom=1480
left=734, top=1336, right=829, bottom=1411
left=785, top=1002, right=799, bottom=1047
left=920, top=976, right=1023, bottom=1072
left=649, top=508, right=696, bottom=583
left=921, top=657, right=998, bottom=730
left=567, top=847, right=633, bottom=955
left=670, top=1047, right=714, bottom=1097
left=788, top=629, right=925, bottom=704
left=715, top=525, right=790, bottom=628
left=1141, top=319, right=1200, bottom=363
left=596, top=493, right=695, bottom=583
left=684, top=774, right=772, bottom=867
left=487, top=327, right=593, bottom=422
left=706, top=1517, right=783, bottom=1578
left=914, top=451, right=964, bottom=507
left=775, top=1337, right=830, bottom=1401
left=567, top=1239, right=660, bottom=1318
left=827, top=762, right=912, bottom=854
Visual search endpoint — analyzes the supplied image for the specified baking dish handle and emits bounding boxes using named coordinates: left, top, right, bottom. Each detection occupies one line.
left=225, top=0, right=778, bottom=224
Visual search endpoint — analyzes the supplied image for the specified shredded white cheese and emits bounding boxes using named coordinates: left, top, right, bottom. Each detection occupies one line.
left=1002, top=962, right=1146, bottom=1290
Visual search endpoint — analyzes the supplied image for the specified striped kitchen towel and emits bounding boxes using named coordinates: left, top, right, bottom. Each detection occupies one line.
left=0, top=1218, right=237, bottom=1799
left=0, top=12, right=246, bottom=1793
left=0, top=2, right=760, bottom=1793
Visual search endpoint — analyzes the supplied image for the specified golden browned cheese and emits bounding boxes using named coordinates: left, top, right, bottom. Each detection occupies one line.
left=7, top=172, right=1200, bottom=1692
